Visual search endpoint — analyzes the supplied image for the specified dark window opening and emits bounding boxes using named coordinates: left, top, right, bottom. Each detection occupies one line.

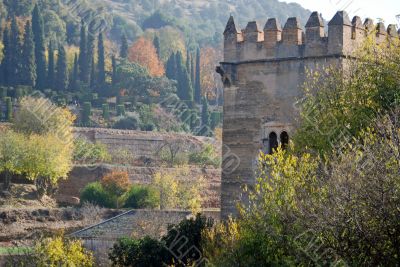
left=280, top=131, right=289, bottom=150
left=269, top=132, right=278, bottom=154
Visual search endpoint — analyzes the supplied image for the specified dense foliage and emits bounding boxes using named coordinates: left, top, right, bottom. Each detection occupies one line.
left=109, top=214, right=213, bottom=266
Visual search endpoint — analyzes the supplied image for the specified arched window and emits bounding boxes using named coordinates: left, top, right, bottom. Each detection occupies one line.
left=269, top=132, right=278, bottom=154
left=280, top=131, right=289, bottom=150
left=223, top=78, right=231, bottom=88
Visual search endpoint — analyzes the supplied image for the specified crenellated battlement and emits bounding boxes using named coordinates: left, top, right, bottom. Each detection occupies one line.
left=223, top=11, right=400, bottom=62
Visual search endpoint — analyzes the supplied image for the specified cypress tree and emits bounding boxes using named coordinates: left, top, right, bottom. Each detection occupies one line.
left=165, top=52, right=176, bottom=80
left=32, top=4, right=46, bottom=90
left=56, top=44, right=68, bottom=91
left=186, top=49, right=191, bottom=77
left=21, top=20, right=36, bottom=87
left=90, top=57, right=96, bottom=89
left=153, top=35, right=160, bottom=58
left=87, top=31, right=95, bottom=86
left=79, top=20, right=88, bottom=83
left=190, top=55, right=195, bottom=90
left=175, top=51, right=193, bottom=102
left=70, top=53, right=79, bottom=91
left=112, top=55, right=117, bottom=86
left=201, top=96, right=210, bottom=129
left=194, top=48, right=201, bottom=104
left=1, top=27, right=11, bottom=86
left=97, top=32, right=105, bottom=86
left=47, top=41, right=55, bottom=89
left=10, top=16, right=21, bottom=86
left=120, top=33, right=128, bottom=59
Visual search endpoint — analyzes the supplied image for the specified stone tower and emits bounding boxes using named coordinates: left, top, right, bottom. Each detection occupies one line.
left=217, top=11, right=400, bottom=219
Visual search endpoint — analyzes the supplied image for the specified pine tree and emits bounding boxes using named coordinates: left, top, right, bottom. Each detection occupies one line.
left=1, top=27, right=11, bottom=86
left=153, top=35, right=160, bottom=58
left=32, top=4, right=46, bottom=90
left=194, top=48, right=201, bottom=104
left=201, top=96, right=210, bottom=129
left=10, top=16, right=21, bottom=86
left=120, top=33, right=128, bottom=59
left=97, top=32, right=105, bottom=86
left=70, top=53, right=79, bottom=91
left=165, top=52, right=176, bottom=80
left=112, top=55, right=117, bottom=86
left=47, top=41, right=55, bottom=89
left=79, top=20, right=88, bottom=83
left=56, top=44, right=68, bottom=91
left=21, top=20, right=36, bottom=87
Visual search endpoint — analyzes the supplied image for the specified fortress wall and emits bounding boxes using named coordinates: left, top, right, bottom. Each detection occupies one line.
left=218, top=10, right=399, bottom=218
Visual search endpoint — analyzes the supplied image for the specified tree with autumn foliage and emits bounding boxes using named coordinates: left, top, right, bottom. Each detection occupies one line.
left=128, top=37, right=165, bottom=77
left=200, top=47, right=223, bottom=100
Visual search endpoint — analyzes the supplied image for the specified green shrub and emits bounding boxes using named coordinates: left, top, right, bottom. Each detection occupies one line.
left=109, top=214, right=213, bottom=266
left=0, top=87, right=7, bottom=99
left=81, top=102, right=92, bottom=126
left=123, top=185, right=160, bottom=209
left=73, top=138, right=111, bottom=164
left=80, top=182, right=115, bottom=208
left=109, top=237, right=169, bottom=267
left=113, top=116, right=139, bottom=130
left=210, top=111, right=222, bottom=129
left=189, top=144, right=220, bottom=167
left=5, top=97, right=12, bottom=121
left=116, top=104, right=125, bottom=116
left=102, top=103, right=110, bottom=120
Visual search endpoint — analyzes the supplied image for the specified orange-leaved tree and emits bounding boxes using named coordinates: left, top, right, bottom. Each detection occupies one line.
left=128, top=37, right=165, bottom=77
left=101, top=170, right=131, bottom=197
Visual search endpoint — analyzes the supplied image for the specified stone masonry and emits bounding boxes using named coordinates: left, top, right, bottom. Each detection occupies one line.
left=218, top=11, right=400, bottom=219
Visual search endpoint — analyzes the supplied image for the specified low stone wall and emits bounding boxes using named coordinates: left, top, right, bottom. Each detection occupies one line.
left=74, top=127, right=215, bottom=159
left=56, top=165, right=221, bottom=208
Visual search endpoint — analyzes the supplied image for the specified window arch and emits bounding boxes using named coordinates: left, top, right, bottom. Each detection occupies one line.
left=269, top=132, right=278, bottom=154
left=280, top=131, right=289, bottom=150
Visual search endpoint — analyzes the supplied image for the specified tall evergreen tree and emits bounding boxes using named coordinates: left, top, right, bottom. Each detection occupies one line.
left=175, top=51, right=193, bottom=102
left=190, top=55, right=195, bottom=90
left=97, top=32, right=105, bottom=86
left=90, top=57, right=96, bottom=89
left=153, top=35, right=160, bottom=58
left=10, top=16, right=21, bottom=86
left=32, top=4, right=46, bottom=90
left=120, top=33, right=128, bottom=59
left=56, top=44, right=68, bottom=91
left=112, top=55, right=117, bottom=87
left=97, top=33, right=106, bottom=86
left=194, top=48, right=201, bottom=104
left=47, top=41, right=55, bottom=89
left=70, top=53, right=79, bottom=91
left=20, top=20, right=36, bottom=87
left=186, top=49, right=191, bottom=77
left=1, top=27, right=11, bottom=86
left=79, top=20, right=88, bottom=83
left=201, top=96, right=210, bottom=128
left=165, top=52, right=176, bottom=80
left=87, top=31, right=95, bottom=86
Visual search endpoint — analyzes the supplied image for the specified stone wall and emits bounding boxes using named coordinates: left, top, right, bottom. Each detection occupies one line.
left=56, top=165, right=221, bottom=208
left=74, top=127, right=213, bottom=160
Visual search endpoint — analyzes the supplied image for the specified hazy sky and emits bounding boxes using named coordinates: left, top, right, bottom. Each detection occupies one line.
left=282, top=0, right=400, bottom=26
